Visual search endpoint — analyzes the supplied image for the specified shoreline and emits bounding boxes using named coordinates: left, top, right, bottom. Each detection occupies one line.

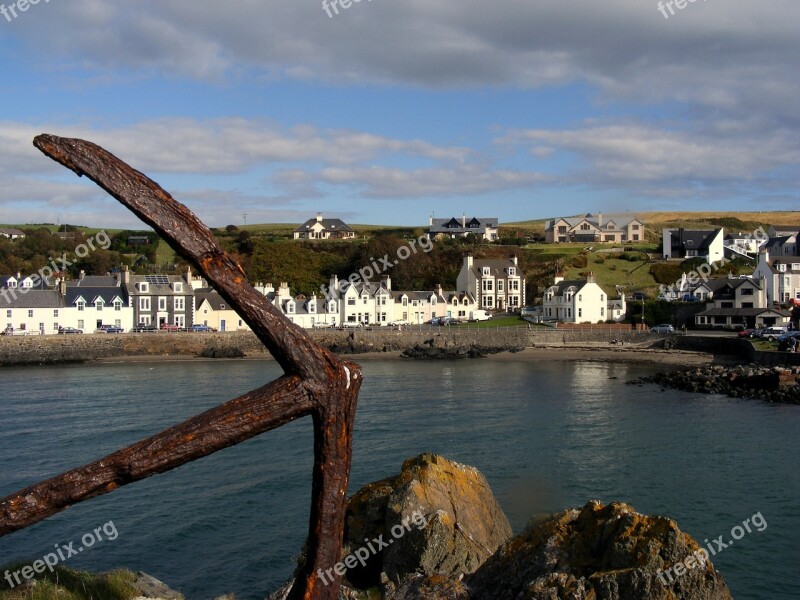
left=91, top=345, right=725, bottom=367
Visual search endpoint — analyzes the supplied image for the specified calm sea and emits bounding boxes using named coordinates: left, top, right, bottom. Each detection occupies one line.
left=0, top=358, right=797, bottom=599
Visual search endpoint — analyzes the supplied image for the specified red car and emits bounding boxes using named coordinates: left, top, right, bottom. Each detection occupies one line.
left=159, top=323, right=182, bottom=332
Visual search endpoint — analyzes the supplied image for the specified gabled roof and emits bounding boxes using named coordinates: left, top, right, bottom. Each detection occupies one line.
left=470, top=258, right=520, bottom=278
left=195, top=288, right=230, bottom=310
left=695, top=278, right=761, bottom=292
left=547, top=280, right=588, bottom=296
left=546, top=214, right=643, bottom=232
left=127, top=274, right=192, bottom=295
left=430, top=217, right=498, bottom=235
left=293, top=217, right=354, bottom=233
left=696, top=307, right=791, bottom=317
left=666, top=229, right=721, bottom=252
left=0, top=227, right=26, bottom=236
left=0, top=289, right=63, bottom=309
left=763, top=236, right=793, bottom=250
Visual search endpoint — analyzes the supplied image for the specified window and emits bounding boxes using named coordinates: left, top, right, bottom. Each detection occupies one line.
left=95, top=299, right=104, bottom=311
left=633, top=224, right=640, bottom=230
left=175, top=315, right=185, bottom=328
left=77, top=300, right=85, bottom=312
left=482, top=280, right=493, bottom=292
left=578, top=308, right=582, bottom=318
left=158, top=297, right=167, bottom=311
left=741, top=288, right=753, bottom=296
left=633, top=235, right=640, bottom=241
left=498, top=281, right=504, bottom=292
left=140, top=297, right=151, bottom=311
left=174, top=297, right=185, bottom=311
left=508, top=268, right=515, bottom=276
left=580, top=223, right=590, bottom=230
left=28, top=310, right=33, bottom=318
left=39, top=323, right=44, bottom=333
left=78, top=320, right=84, bottom=329
left=53, top=309, right=58, bottom=317
left=114, top=300, right=122, bottom=311
left=173, top=282, right=183, bottom=293
left=347, top=298, right=356, bottom=306
left=482, top=267, right=490, bottom=276
left=53, top=323, right=59, bottom=331
left=114, top=319, right=121, bottom=328
left=139, top=282, right=149, bottom=293
left=578, top=294, right=582, bottom=302
left=557, top=226, right=567, bottom=234
left=5, top=310, right=10, bottom=318
left=600, top=307, right=605, bottom=316
left=402, top=297, right=408, bottom=306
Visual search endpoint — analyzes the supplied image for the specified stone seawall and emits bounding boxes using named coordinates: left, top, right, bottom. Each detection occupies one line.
left=0, top=328, right=657, bottom=366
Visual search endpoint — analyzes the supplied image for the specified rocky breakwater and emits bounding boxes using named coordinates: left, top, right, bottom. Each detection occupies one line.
left=271, top=454, right=732, bottom=600
left=629, top=364, right=800, bottom=404
left=401, top=334, right=525, bottom=359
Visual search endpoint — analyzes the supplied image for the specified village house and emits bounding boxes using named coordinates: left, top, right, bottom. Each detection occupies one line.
left=545, top=214, right=644, bottom=244
left=723, top=232, right=766, bottom=259
left=693, top=277, right=789, bottom=329
left=63, top=272, right=133, bottom=333
left=1, top=275, right=62, bottom=334
left=662, top=228, right=725, bottom=264
left=428, top=215, right=499, bottom=241
left=123, top=268, right=195, bottom=329
left=456, top=255, right=525, bottom=311
left=753, top=249, right=800, bottom=306
left=0, top=227, right=26, bottom=240
left=767, top=225, right=800, bottom=238
left=761, top=234, right=797, bottom=258
left=541, top=273, right=623, bottom=323
left=293, top=213, right=356, bottom=240
left=194, top=288, right=249, bottom=332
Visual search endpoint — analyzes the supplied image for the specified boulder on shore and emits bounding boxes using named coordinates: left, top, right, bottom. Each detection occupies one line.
left=272, top=455, right=733, bottom=600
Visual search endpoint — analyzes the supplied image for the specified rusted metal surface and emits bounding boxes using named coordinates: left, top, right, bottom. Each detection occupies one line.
left=0, top=135, right=361, bottom=600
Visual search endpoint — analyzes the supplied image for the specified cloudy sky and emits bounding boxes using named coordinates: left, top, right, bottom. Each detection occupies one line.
left=0, top=0, right=798, bottom=228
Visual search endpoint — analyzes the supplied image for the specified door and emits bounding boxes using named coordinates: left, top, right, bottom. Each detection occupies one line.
left=220, top=319, right=226, bottom=332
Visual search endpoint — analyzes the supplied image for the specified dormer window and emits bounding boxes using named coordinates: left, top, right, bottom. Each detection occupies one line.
left=139, top=282, right=149, bottom=293
left=77, top=300, right=85, bottom=312
left=482, top=267, right=490, bottom=276
left=114, top=299, right=122, bottom=311
left=508, top=267, right=516, bottom=276
left=286, top=302, right=295, bottom=314
left=776, top=263, right=786, bottom=272
left=173, top=282, right=183, bottom=293
left=95, top=299, right=104, bottom=311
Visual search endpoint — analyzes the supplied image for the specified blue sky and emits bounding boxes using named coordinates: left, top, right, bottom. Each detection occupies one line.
left=0, top=0, right=798, bottom=228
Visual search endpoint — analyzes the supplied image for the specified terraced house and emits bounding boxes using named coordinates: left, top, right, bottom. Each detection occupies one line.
left=123, top=268, right=194, bottom=329
left=63, top=272, right=133, bottom=333
left=457, top=255, right=525, bottom=311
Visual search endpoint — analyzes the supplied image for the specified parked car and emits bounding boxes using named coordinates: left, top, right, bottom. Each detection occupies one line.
left=188, top=324, right=216, bottom=332
left=1, top=327, right=30, bottom=336
left=438, top=317, right=461, bottom=326
left=681, top=294, right=699, bottom=302
left=95, top=324, right=124, bottom=334
left=428, top=317, right=441, bottom=325
left=160, top=323, right=182, bottom=332
left=57, top=326, right=83, bottom=334
left=761, top=326, right=788, bottom=341
left=132, top=323, right=158, bottom=333
left=738, top=328, right=757, bottom=338
left=650, top=324, right=675, bottom=334
left=388, top=320, right=409, bottom=326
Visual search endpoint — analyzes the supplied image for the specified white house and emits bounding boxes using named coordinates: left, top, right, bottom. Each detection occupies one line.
left=541, top=273, right=612, bottom=323
left=63, top=273, right=134, bottom=332
left=293, top=213, right=356, bottom=240
left=662, top=228, right=725, bottom=264
left=693, top=278, right=789, bottom=329
left=0, top=228, right=26, bottom=240
left=456, top=255, right=525, bottom=311
left=1, top=276, right=63, bottom=334
left=428, top=216, right=499, bottom=241
left=753, top=250, right=800, bottom=306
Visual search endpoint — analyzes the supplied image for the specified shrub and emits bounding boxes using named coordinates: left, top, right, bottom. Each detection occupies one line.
left=571, top=254, right=588, bottom=268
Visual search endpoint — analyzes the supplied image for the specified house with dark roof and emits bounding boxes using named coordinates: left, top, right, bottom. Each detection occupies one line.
left=541, top=273, right=623, bottom=323
left=661, top=228, right=725, bottom=264
left=293, top=213, right=355, bottom=240
left=545, top=214, right=644, bottom=244
left=428, top=215, right=498, bottom=241
left=123, top=268, right=194, bottom=329
left=761, top=234, right=797, bottom=258
left=0, top=227, right=26, bottom=240
left=1, top=276, right=63, bottom=335
left=767, top=225, right=800, bottom=238
left=456, top=255, right=525, bottom=311
left=63, top=271, right=133, bottom=333
left=692, top=277, right=789, bottom=328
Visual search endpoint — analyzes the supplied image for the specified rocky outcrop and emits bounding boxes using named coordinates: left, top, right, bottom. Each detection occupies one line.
left=401, top=336, right=524, bottom=359
left=343, top=454, right=513, bottom=589
left=272, top=455, right=733, bottom=600
left=629, top=363, right=800, bottom=404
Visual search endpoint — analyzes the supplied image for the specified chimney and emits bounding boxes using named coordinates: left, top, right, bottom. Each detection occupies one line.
left=330, top=274, right=339, bottom=295
left=184, top=266, right=192, bottom=284
left=429, top=214, right=433, bottom=226
left=511, top=255, right=518, bottom=266
left=598, top=213, right=603, bottom=228
left=382, top=275, right=392, bottom=291
left=59, top=278, right=66, bottom=297
left=554, top=274, right=564, bottom=284
left=586, top=271, right=596, bottom=283
left=121, top=265, right=130, bottom=285
left=465, top=254, right=473, bottom=270
left=462, top=213, right=466, bottom=227
left=435, top=283, right=443, bottom=297
left=316, top=212, right=323, bottom=222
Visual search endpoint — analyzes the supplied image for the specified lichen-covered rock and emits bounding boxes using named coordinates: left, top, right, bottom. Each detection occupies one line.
left=343, top=453, right=513, bottom=588
left=465, top=500, right=732, bottom=600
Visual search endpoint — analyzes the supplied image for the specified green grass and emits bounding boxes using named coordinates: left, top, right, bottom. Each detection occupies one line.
left=0, top=567, right=145, bottom=600
left=155, top=240, right=177, bottom=266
